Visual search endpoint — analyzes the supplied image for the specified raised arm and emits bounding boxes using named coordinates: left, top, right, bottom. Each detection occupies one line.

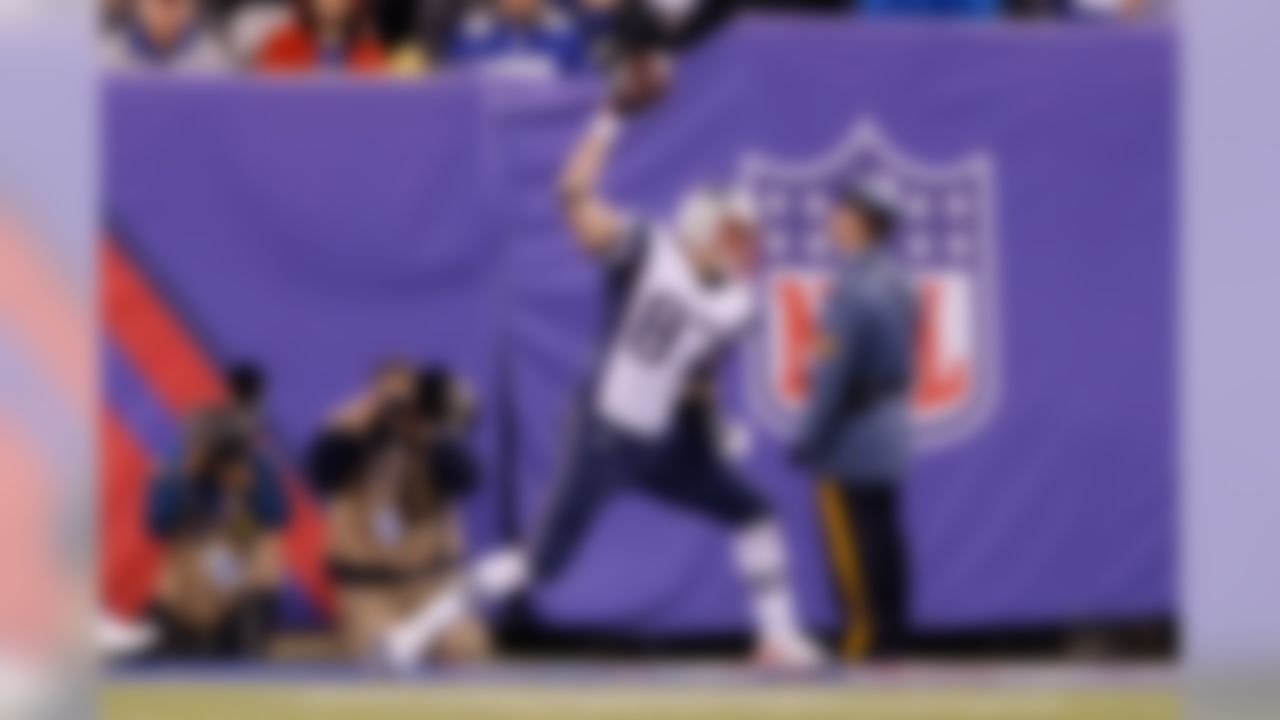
left=559, top=52, right=671, bottom=257
left=559, top=109, right=629, bottom=257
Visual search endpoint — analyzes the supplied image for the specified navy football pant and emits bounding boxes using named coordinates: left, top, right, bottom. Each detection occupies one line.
left=530, top=411, right=769, bottom=582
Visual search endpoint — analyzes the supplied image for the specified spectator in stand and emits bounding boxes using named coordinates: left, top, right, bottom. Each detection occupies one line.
left=573, top=1, right=854, bottom=63
left=450, top=0, right=590, bottom=80
left=411, top=0, right=471, bottom=62
left=1071, top=0, right=1159, bottom=18
left=856, top=0, right=1003, bottom=17
left=257, top=0, right=390, bottom=73
left=102, top=0, right=232, bottom=72
left=357, top=0, right=432, bottom=74
left=1007, top=0, right=1162, bottom=19
left=1004, top=0, right=1066, bottom=16
left=569, top=0, right=690, bottom=64
left=210, top=0, right=295, bottom=67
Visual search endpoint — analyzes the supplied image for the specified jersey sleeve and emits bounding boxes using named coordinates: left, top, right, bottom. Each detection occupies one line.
left=714, top=282, right=758, bottom=339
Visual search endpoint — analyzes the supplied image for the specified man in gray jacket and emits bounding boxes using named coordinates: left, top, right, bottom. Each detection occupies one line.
left=794, top=183, right=917, bottom=661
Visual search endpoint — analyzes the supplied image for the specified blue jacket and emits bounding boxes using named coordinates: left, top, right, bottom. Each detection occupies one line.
left=450, top=9, right=588, bottom=79
left=146, top=453, right=290, bottom=540
left=795, top=247, right=917, bottom=483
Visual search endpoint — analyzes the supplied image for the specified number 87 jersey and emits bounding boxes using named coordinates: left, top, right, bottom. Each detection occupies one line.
left=595, top=225, right=756, bottom=440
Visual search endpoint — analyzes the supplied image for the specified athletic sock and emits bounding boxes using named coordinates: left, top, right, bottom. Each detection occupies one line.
left=732, top=520, right=805, bottom=645
left=391, top=547, right=531, bottom=661
left=389, top=582, right=467, bottom=662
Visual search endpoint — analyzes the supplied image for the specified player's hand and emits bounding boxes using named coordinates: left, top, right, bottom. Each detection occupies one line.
left=608, top=51, right=672, bottom=116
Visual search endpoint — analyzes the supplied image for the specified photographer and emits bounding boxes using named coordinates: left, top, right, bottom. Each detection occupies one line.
left=145, top=365, right=290, bottom=658
left=308, top=362, right=488, bottom=662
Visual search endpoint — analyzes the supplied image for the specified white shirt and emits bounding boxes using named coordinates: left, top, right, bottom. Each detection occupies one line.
left=595, top=228, right=754, bottom=439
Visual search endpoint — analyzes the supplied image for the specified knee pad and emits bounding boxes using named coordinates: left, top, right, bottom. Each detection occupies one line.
left=733, top=520, right=787, bottom=576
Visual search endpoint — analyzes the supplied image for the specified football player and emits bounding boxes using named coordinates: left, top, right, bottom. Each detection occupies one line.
left=382, top=55, right=822, bottom=669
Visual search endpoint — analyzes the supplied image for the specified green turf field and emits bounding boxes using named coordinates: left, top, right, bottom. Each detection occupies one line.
left=104, top=683, right=1177, bottom=720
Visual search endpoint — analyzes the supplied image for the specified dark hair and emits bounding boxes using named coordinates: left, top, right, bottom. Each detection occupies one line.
left=836, top=186, right=899, bottom=243
left=227, top=362, right=265, bottom=407
left=189, top=408, right=252, bottom=485
left=862, top=203, right=897, bottom=243
left=415, top=366, right=453, bottom=424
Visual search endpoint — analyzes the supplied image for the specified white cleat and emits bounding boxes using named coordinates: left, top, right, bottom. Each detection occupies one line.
left=377, top=588, right=466, bottom=673
left=96, top=613, right=157, bottom=660
left=377, top=625, right=425, bottom=674
left=753, top=633, right=828, bottom=671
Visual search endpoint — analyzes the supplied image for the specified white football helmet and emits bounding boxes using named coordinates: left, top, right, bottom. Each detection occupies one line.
left=675, top=185, right=759, bottom=255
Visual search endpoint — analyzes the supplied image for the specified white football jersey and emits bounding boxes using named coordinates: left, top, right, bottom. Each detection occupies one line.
left=595, top=226, right=755, bottom=439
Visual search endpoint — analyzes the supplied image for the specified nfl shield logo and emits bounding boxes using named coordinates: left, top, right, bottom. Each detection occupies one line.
left=737, top=120, right=1002, bottom=452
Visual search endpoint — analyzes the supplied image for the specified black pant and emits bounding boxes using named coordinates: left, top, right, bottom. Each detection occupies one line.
left=530, top=411, right=769, bottom=582
left=818, top=481, right=911, bottom=660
